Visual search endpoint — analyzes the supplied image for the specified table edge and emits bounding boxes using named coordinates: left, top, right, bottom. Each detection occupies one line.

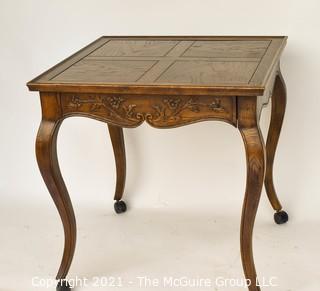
left=27, top=82, right=264, bottom=96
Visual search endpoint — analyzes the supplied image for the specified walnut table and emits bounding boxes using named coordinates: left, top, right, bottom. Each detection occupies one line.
left=27, top=36, right=289, bottom=291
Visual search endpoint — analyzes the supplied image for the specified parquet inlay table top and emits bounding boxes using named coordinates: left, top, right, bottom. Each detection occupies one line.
left=27, top=36, right=288, bottom=291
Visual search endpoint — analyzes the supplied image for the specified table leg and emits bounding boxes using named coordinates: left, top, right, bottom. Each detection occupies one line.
left=265, top=72, right=289, bottom=224
left=239, top=126, right=265, bottom=291
left=108, top=124, right=127, bottom=214
left=36, top=94, right=76, bottom=289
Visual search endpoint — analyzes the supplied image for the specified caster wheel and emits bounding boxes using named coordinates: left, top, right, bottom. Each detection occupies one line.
left=114, top=200, right=127, bottom=214
left=274, top=210, right=289, bottom=225
left=56, top=280, right=71, bottom=291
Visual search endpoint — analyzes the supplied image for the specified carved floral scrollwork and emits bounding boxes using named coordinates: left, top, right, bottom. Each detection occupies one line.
left=69, top=95, right=124, bottom=111
left=63, top=94, right=232, bottom=127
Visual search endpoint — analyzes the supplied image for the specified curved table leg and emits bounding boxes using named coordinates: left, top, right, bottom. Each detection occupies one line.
left=108, top=124, right=127, bottom=214
left=36, top=114, right=76, bottom=282
left=239, top=126, right=265, bottom=291
left=265, top=72, right=288, bottom=224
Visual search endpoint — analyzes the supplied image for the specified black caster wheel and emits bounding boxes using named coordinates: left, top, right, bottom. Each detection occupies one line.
left=56, top=280, right=71, bottom=291
left=114, top=200, right=127, bottom=214
left=274, top=210, right=289, bottom=225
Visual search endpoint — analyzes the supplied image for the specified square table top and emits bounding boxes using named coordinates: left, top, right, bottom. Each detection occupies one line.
left=27, top=36, right=287, bottom=96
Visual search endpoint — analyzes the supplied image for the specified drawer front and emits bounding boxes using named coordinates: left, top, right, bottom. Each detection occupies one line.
left=60, top=93, right=237, bottom=128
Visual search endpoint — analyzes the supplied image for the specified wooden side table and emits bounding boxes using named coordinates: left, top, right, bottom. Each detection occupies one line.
left=27, top=36, right=289, bottom=291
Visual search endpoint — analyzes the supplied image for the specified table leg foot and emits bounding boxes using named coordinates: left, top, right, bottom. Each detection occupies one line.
left=274, top=210, right=289, bottom=224
left=108, top=124, right=126, bottom=203
left=265, top=72, right=287, bottom=216
left=56, top=280, right=71, bottom=291
left=239, top=126, right=265, bottom=291
left=36, top=115, right=76, bottom=280
left=114, top=200, right=127, bottom=214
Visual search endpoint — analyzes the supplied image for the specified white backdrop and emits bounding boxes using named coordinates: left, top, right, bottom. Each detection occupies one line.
left=1, top=1, right=319, bottom=291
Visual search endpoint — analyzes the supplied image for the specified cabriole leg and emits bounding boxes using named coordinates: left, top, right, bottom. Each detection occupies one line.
left=238, top=97, right=266, bottom=291
left=265, top=72, right=289, bottom=224
left=108, top=124, right=127, bottom=214
left=36, top=93, right=76, bottom=291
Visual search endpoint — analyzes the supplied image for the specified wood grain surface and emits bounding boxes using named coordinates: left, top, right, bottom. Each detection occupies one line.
left=27, top=36, right=286, bottom=96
